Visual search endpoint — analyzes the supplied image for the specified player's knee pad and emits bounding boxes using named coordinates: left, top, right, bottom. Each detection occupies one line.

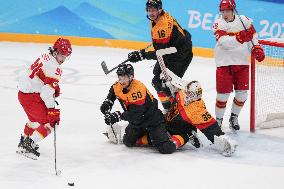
left=148, top=124, right=170, bottom=146
left=156, top=141, right=176, bottom=154
left=216, top=93, right=230, bottom=102
left=200, top=122, right=224, bottom=143
left=234, top=90, right=248, bottom=102
left=216, top=93, right=230, bottom=109
left=123, top=126, right=144, bottom=147
left=122, top=134, right=136, bottom=147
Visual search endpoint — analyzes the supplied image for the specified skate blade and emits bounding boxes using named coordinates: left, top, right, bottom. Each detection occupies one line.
left=229, top=125, right=239, bottom=134
left=16, top=150, right=38, bottom=160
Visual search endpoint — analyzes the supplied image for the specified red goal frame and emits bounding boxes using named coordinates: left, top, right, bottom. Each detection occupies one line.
left=250, top=39, right=284, bottom=132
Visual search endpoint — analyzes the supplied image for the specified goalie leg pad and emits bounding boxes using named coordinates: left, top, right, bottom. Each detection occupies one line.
left=106, top=123, right=127, bottom=144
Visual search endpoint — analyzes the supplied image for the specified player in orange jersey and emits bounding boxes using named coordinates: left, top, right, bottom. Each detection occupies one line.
left=100, top=64, right=181, bottom=154
left=165, top=81, right=237, bottom=156
left=127, top=0, right=193, bottom=112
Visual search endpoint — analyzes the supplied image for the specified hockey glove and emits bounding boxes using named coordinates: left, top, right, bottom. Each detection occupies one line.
left=104, top=111, right=121, bottom=125
left=100, top=99, right=113, bottom=114
left=47, top=108, right=60, bottom=126
left=128, top=49, right=145, bottom=63
left=54, top=85, right=60, bottom=97
left=252, top=45, right=265, bottom=62
left=236, top=29, right=253, bottom=44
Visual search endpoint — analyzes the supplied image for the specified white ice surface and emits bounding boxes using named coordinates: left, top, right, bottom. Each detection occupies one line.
left=0, top=42, right=283, bottom=189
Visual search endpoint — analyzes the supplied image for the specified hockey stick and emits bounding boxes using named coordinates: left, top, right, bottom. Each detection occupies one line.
left=54, top=123, right=61, bottom=176
left=104, top=111, right=119, bottom=144
left=101, top=43, right=153, bottom=75
left=101, top=59, right=130, bottom=75
left=156, top=47, right=187, bottom=93
left=53, top=100, right=61, bottom=176
left=229, top=0, right=255, bottom=47
left=110, top=123, right=118, bottom=144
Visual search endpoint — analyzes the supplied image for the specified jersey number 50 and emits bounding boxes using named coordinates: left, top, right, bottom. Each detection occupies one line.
left=131, top=92, right=143, bottom=100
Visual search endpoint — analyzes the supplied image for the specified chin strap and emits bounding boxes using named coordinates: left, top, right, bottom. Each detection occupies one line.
left=146, top=14, right=160, bottom=21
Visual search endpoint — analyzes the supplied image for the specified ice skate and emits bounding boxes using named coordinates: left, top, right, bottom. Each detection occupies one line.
left=18, top=137, right=40, bottom=160
left=229, top=113, right=240, bottom=132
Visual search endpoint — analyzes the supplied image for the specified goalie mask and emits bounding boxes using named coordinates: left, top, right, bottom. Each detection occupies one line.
left=184, top=81, right=202, bottom=105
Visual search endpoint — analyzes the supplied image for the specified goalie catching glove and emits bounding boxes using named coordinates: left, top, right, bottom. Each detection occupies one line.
left=251, top=45, right=265, bottom=62
left=128, top=49, right=146, bottom=63
left=104, top=111, right=121, bottom=125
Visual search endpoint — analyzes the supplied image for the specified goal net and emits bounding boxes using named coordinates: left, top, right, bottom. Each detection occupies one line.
left=251, top=38, right=284, bottom=132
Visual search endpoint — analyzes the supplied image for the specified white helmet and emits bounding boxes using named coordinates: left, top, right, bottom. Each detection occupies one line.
left=184, top=81, right=202, bottom=105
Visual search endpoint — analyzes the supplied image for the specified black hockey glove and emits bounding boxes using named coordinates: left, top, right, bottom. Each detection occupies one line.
left=128, top=49, right=145, bottom=63
left=104, top=111, right=121, bottom=125
left=100, top=99, right=113, bottom=114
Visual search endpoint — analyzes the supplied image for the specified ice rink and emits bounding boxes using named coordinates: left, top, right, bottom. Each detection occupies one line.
left=0, top=42, right=284, bottom=189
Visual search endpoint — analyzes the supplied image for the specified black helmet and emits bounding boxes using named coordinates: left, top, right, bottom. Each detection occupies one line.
left=146, top=0, right=162, bottom=11
left=116, top=64, right=134, bottom=76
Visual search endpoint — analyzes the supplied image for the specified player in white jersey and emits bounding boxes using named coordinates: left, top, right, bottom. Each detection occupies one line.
left=213, top=0, right=265, bottom=131
left=17, top=38, right=72, bottom=158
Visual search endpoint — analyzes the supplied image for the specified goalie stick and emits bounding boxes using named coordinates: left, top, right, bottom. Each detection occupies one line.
left=101, top=43, right=153, bottom=75
left=156, top=47, right=187, bottom=95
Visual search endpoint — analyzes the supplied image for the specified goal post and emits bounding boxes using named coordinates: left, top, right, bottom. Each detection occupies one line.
left=250, top=38, right=284, bottom=132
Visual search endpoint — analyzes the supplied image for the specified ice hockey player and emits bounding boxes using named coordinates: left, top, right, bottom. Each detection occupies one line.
left=127, top=0, right=193, bottom=112
left=100, top=64, right=178, bottom=154
left=168, top=81, right=237, bottom=156
left=17, top=38, right=72, bottom=159
left=128, top=81, right=237, bottom=156
left=213, top=0, right=265, bottom=131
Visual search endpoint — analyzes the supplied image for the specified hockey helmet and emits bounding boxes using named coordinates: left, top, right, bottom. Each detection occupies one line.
left=116, top=64, right=134, bottom=76
left=184, top=81, right=202, bottom=104
left=146, top=0, right=162, bottom=11
left=53, top=38, right=72, bottom=56
left=219, top=0, right=236, bottom=11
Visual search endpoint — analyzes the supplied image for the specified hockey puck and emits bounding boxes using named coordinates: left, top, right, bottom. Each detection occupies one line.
left=68, top=182, right=74, bottom=186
